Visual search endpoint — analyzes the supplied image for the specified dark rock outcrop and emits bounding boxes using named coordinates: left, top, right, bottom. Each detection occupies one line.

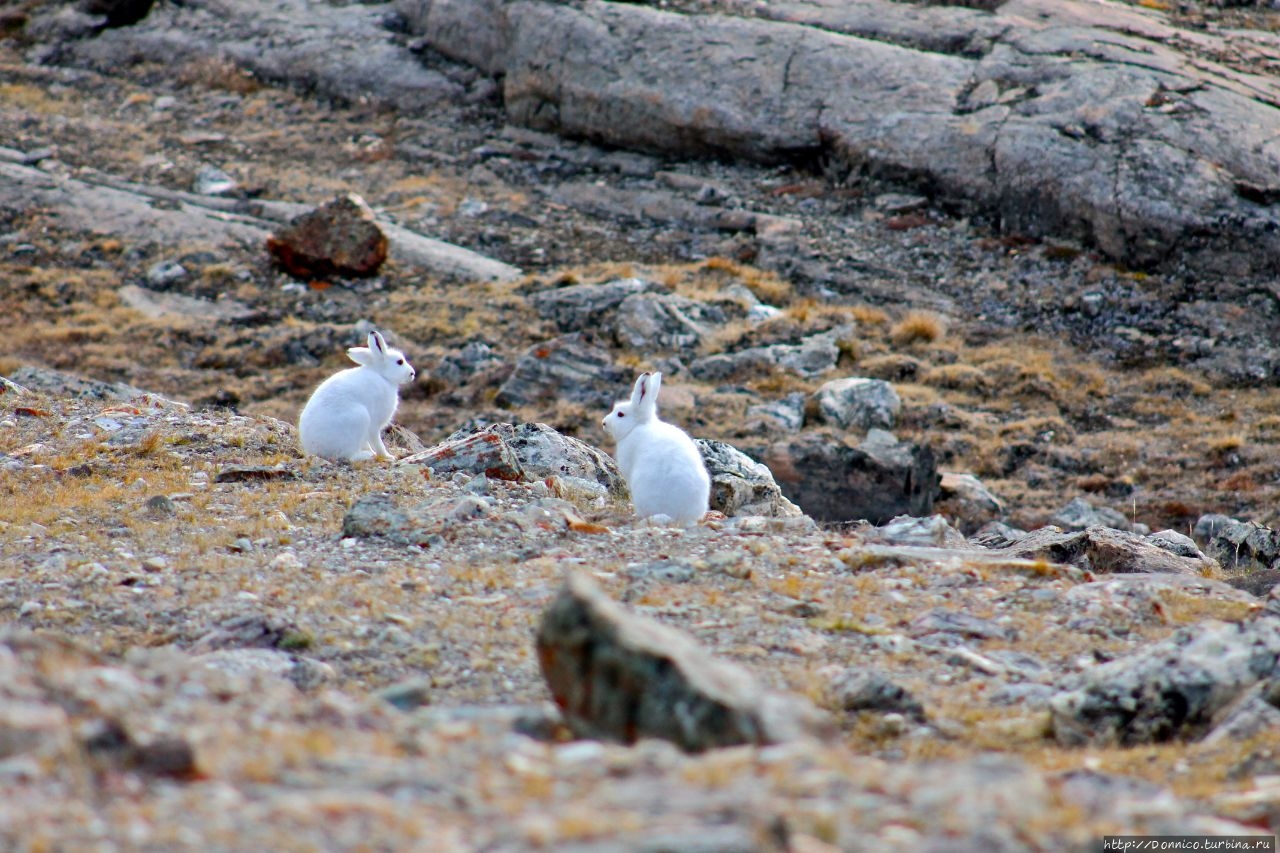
left=765, top=429, right=939, bottom=524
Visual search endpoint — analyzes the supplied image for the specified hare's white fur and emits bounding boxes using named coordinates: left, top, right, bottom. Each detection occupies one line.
left=299, top=331, right=416, bottom=462
left=602, top=372, right=710, bottom=526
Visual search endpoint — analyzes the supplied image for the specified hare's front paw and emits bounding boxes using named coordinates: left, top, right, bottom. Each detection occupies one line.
left=376, top=452, right=397, bottom=463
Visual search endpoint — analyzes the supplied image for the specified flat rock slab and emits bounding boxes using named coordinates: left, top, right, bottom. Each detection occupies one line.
left=0, top=157, right=520, bottom=284
left=536, top=572, right=831, bottom=751
left=989, top=525, right=1215, bottom=575
left=407, top=0, right=1280, bottom=274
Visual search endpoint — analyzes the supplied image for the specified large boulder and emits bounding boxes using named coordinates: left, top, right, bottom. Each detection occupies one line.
left=266, top=192, right=388, bottom=279
left=764, top=429, right=939, bottom=524
left=695, top=438, right=804, bottom=519
left=536, top=572, right=831, bottom=752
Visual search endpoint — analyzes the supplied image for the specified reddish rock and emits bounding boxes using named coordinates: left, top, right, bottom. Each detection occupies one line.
left=266, top=192, right=388, bottom=279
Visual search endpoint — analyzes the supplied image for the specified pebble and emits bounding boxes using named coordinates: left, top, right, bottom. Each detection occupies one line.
left=193, top=164, right=237, bottom=196
left=141, top=556, right=168, bottom=572
left=146, top=260, right=189, bottom=287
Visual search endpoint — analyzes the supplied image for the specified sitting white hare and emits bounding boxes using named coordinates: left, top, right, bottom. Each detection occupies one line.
left=603, top=371, right=710, bottom=526
left=298, top=330, right=416, bottom=462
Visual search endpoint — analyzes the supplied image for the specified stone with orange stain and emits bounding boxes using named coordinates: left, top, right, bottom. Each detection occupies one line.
left=266, top=192, right=388, bottom=279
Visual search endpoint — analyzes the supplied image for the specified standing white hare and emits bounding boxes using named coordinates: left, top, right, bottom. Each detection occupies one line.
left=603, top=371, right=710, bottom=525
left=298, top=331, right=416, bottom=462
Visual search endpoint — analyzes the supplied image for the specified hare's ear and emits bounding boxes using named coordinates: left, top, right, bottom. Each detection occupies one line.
left=347, top=345, right=374, bottom=367
left=369, top=331, right=389, bottom=359
left=636, top=371, right=661, bottom=415
left=630, top=372, right=649, bottom=407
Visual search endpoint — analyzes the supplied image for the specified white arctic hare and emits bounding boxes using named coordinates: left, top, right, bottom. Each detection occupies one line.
left=298, top=330, right=416, bottom=462
left=602, top=371, right=710, bottom=525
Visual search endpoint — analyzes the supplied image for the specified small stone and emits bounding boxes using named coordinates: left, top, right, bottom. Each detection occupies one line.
left=144, top=494, right=176, bottom=518
left=875, top=193, right=929, bottom=214
left=936, top=472, right=1005, bottom=536
left=140, top=556, right=167, bottom=572
left=871, top=514, right=968, bottom=548
left=17, top=601, right=41, bottom=617
left=1146, top=529, right=1205, bottom=560
left=145, top=260, right=188, bottom=287
left=378, top=678, right=434, bottom=712
left=623, top=561, right=697, bottom=583
left=1050, top=497, right=1132, bottom=532
left=827, top=668, right=926, bottom=722
left=269, top=552, right=303, bottom=570
left=910, top=609, right=1014, bottom=642
left=192, top=164, right=237, bottom=196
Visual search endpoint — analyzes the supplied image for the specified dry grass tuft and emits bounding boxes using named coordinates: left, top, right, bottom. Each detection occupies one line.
left=890, top=311, right=946, bottom=347
left=923, top=363, right=990, bottom=393
left=850, top=305, right=889, bottom=327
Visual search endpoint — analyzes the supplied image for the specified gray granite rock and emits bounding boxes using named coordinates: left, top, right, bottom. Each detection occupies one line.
left=1050, top=496, right=1132, bottom=532
left=826, top=668, right=926, bottom=722
left=811, top=377, right=900, bottom=432
left=1203, top=517, right=1280, bottom=573
left=690, top=326, right=850, bottom=381
left=495, top=333, right=626, bottom=409
left=536, top=572, right=831, bottom=752
left=613, top=292, right=725, bottom=351
left=936, top=472, right=1005, bottom=536
left=1050, top=617, right=1280, bottom=746
left=528, top=277, right=661, bottom=333
left=408, top=0, right=1280, bottom=273
left=695, top=438, right=804, bottom=519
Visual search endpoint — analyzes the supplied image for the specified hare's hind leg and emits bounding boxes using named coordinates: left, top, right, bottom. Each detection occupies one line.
left=338, top=408, right=375, bottom=461
left=369, top=422, right=394, bottom=461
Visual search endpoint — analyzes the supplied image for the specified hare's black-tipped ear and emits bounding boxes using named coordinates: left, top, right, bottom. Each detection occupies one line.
left=369, top=331, right=388, bottom=356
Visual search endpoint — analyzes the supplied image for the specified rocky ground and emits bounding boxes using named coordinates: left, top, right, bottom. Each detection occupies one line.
left=3, top=0, right=1280, bottom=849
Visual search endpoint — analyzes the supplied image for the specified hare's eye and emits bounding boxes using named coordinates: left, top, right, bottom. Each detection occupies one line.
left=396, top=358, right=404, bottom=365
left=617, top=413, right=625, bottom=418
